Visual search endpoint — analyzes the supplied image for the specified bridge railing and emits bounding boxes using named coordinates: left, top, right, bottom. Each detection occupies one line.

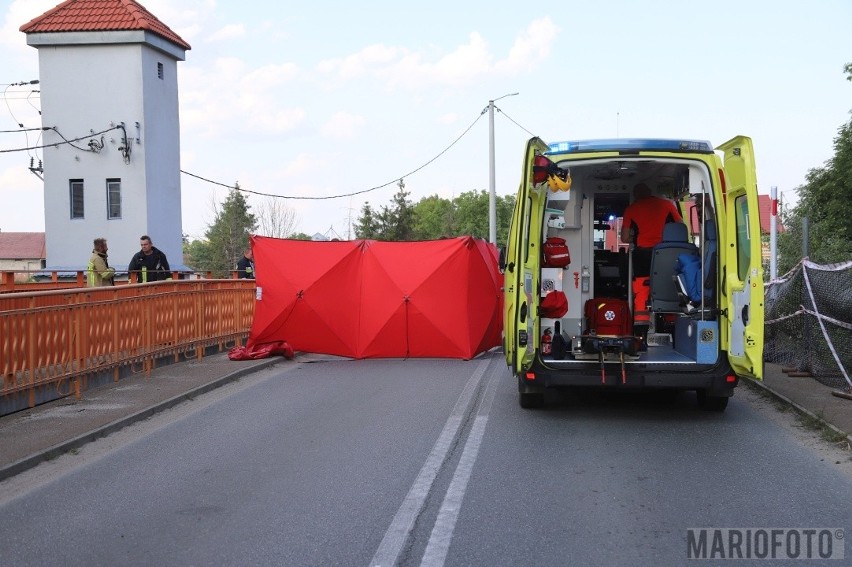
left=1, top=279, right=255, bottom=411
left=0, top=269, right=246, bottom=293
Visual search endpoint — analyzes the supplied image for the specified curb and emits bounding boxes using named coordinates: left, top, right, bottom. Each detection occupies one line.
left=0, top=358, right=281, bottom=482
left=741, top=377, right=852, bottom=447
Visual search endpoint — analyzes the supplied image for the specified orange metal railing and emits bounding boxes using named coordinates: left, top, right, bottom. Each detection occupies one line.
left=0, top=269, right=246, bottom=293
left=1, top=279, right=256, bottom=409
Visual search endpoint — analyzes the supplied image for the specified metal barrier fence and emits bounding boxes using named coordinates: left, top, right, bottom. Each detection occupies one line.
left=1, top=280, right=255, bottom=411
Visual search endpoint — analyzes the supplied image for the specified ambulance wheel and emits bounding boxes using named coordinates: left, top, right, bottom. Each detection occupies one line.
left=519, top=391, right=544, bottom=409
left=518, top=379, right=545, bottom=409
left=697, top=390, right=729, bottom=412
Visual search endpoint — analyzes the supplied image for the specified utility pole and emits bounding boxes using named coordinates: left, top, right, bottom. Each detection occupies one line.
left=488, top=92, right=518, bottom=245
left=770, top=186, right=778, bottom=280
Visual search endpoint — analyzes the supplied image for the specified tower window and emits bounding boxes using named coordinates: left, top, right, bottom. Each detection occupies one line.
left=70, top=179, right=84, bottom=219
left=157, top=62, right=164, bottom=80
left=107, top=178, right=122, bottom=219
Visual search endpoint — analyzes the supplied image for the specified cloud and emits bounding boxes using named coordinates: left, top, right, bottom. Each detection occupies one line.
left=495, top=17, right=560, bottom=74
left=0, top=163, right=45, bottom=231
left=255, top=107, right=307, bottom=135
left=241, top=62, right=300, bottom=89
left=314, top=18, right=560, bottom=90
left=316, top=44, right=401, bottom=80
left=321, top=112, right=366, bottom=140
left=278, top=153, right=329, bottom=178
left=139, top=0, right=217, bottom=44
left=259, top=20, right=289, bottom=41
left=382, top=33, right=493, bottom=89
left=0, top=0, right=56, bottom=53
left=206, top=23, right=245, bottom=43
left=440, top=112, right=459, bottom=125
left=180, top=57, right=305, bottom=137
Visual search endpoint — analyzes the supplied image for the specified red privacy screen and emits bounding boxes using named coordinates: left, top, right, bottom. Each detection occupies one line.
left=247, top=236, right=502, bottom=360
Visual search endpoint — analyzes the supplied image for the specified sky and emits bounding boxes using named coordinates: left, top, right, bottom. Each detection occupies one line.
left=1, top=0, right=850, bottom=241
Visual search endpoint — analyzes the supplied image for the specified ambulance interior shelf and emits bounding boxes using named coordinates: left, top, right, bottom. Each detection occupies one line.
left=545, top=189, right=581, bottom=228
left=540, top=266, right=568, bottom=360
left=593, top=250, right=628, bottom=299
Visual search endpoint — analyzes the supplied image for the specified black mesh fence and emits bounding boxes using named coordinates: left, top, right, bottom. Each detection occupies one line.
left=765, top=259, right=852, bottom=390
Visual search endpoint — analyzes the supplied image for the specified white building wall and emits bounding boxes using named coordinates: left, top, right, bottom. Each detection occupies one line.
left=140, top=48, right=184, bottom=268
left=36, top=38, right=184, bottom=270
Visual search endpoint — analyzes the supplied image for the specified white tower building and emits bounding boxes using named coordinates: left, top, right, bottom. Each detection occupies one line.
left=20, top=0, right=190, bottom=270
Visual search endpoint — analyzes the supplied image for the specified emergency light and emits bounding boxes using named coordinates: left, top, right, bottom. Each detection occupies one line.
left=546, top=139, right=714, bottom=154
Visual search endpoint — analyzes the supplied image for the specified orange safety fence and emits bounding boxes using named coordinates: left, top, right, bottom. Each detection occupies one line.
left=1, top=279, right=256, bottom=409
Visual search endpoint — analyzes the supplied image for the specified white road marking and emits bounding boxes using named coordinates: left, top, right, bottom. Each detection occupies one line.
left=369, top=356, right=494, bottom=567
left=420, top=365, right=500, bottom=567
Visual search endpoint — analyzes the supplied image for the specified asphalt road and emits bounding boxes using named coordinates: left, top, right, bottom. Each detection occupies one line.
left=1, top=353, right=850, bottom=566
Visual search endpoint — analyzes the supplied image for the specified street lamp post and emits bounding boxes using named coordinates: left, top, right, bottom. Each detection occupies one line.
left=488, top=92, right=518, bottom=245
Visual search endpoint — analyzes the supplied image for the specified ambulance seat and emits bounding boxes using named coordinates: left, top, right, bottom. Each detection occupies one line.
left=649, top=223, right=698, bottom=313
left=700, top=219, right=718, bottom=303
left=676, top=219, right=718, bottom=311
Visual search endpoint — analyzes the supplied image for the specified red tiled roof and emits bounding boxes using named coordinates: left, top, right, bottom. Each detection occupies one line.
left=758, top=194, right=784, bottom=233
left=19, top=0, right=190, bottom=51
left=0, top=232, right=46, bottom=259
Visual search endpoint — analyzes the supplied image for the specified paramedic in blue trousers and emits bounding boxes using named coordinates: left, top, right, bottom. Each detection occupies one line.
left=236, top=248, right=255, bottom=279
left=128, top=235, right=171, bottom=283
left=620, top=183, right=682, bottom=341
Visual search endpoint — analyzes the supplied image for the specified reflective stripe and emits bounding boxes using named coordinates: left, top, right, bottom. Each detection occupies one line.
left=86, top=260, right=96, bottom=287
left=632, top=277, right=650, bottom=322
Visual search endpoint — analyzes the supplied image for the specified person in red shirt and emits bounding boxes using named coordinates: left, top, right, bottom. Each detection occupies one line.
left=620, top=183, right=683, bottom=332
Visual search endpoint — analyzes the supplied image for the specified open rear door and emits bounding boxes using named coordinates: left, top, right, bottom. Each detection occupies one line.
left=717, top=136, right=764, bottom=380
left=504, top=137, right=549, bottom=375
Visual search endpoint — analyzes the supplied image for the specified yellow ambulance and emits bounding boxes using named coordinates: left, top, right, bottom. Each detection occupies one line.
left=502, top=137, right=764, bottom=411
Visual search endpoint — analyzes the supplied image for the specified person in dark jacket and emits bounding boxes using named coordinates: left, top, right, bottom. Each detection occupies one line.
left=236, top=248, right=255, bottom=279
left=128, top=235, right=171, bottom=282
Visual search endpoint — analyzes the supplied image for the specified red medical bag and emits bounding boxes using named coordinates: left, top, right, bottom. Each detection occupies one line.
left=583, top=298, right=633, bottom=337
left=542, top=237, right=571, bottom=268
left=540, top=290, right=568, bottom=318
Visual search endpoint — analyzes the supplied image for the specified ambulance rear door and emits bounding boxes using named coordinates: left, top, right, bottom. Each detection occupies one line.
left=717, top=136, right=764, bottom=380
left=504, top=137, right=549, bottom=375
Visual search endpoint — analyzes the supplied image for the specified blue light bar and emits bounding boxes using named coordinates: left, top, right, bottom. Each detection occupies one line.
left=546, top=138, right=714, bottom=154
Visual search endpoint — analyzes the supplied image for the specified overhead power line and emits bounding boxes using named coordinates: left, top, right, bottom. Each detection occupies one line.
left=181, top=106, right=534, bottom=201
left=0, top=80, right=40, bottom=87
left=0, top=93, right=42, bottom=101
left=0, top=125, right=121, bottom=153
left=499, top=108, right=537, bottom=138
left=0, top=127, right=45, bottom=134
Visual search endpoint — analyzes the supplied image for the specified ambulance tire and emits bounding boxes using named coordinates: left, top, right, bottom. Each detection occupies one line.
left=519, top=391, right=545, bottom=409
left=518, top=378, right=545, bottom=409
left=696, top=389, right=729, bottom=412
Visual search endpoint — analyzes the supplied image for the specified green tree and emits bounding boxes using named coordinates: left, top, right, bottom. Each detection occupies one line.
left=377, top=182, right=415, bottom=241
left=452, top=190, right=490, bottom=238
left=354, top=202, right=380, bottom=239
left=412, top=194, right=454, bottom=239
left=354, top=186, right=516, bottom=242
left=204, top=185, right=258, bottom=277
left=287, top=232, right=313, bottom=240
left=183, top=238, right=214, bottom=273
left=778, top=114, right=852, bottom=272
